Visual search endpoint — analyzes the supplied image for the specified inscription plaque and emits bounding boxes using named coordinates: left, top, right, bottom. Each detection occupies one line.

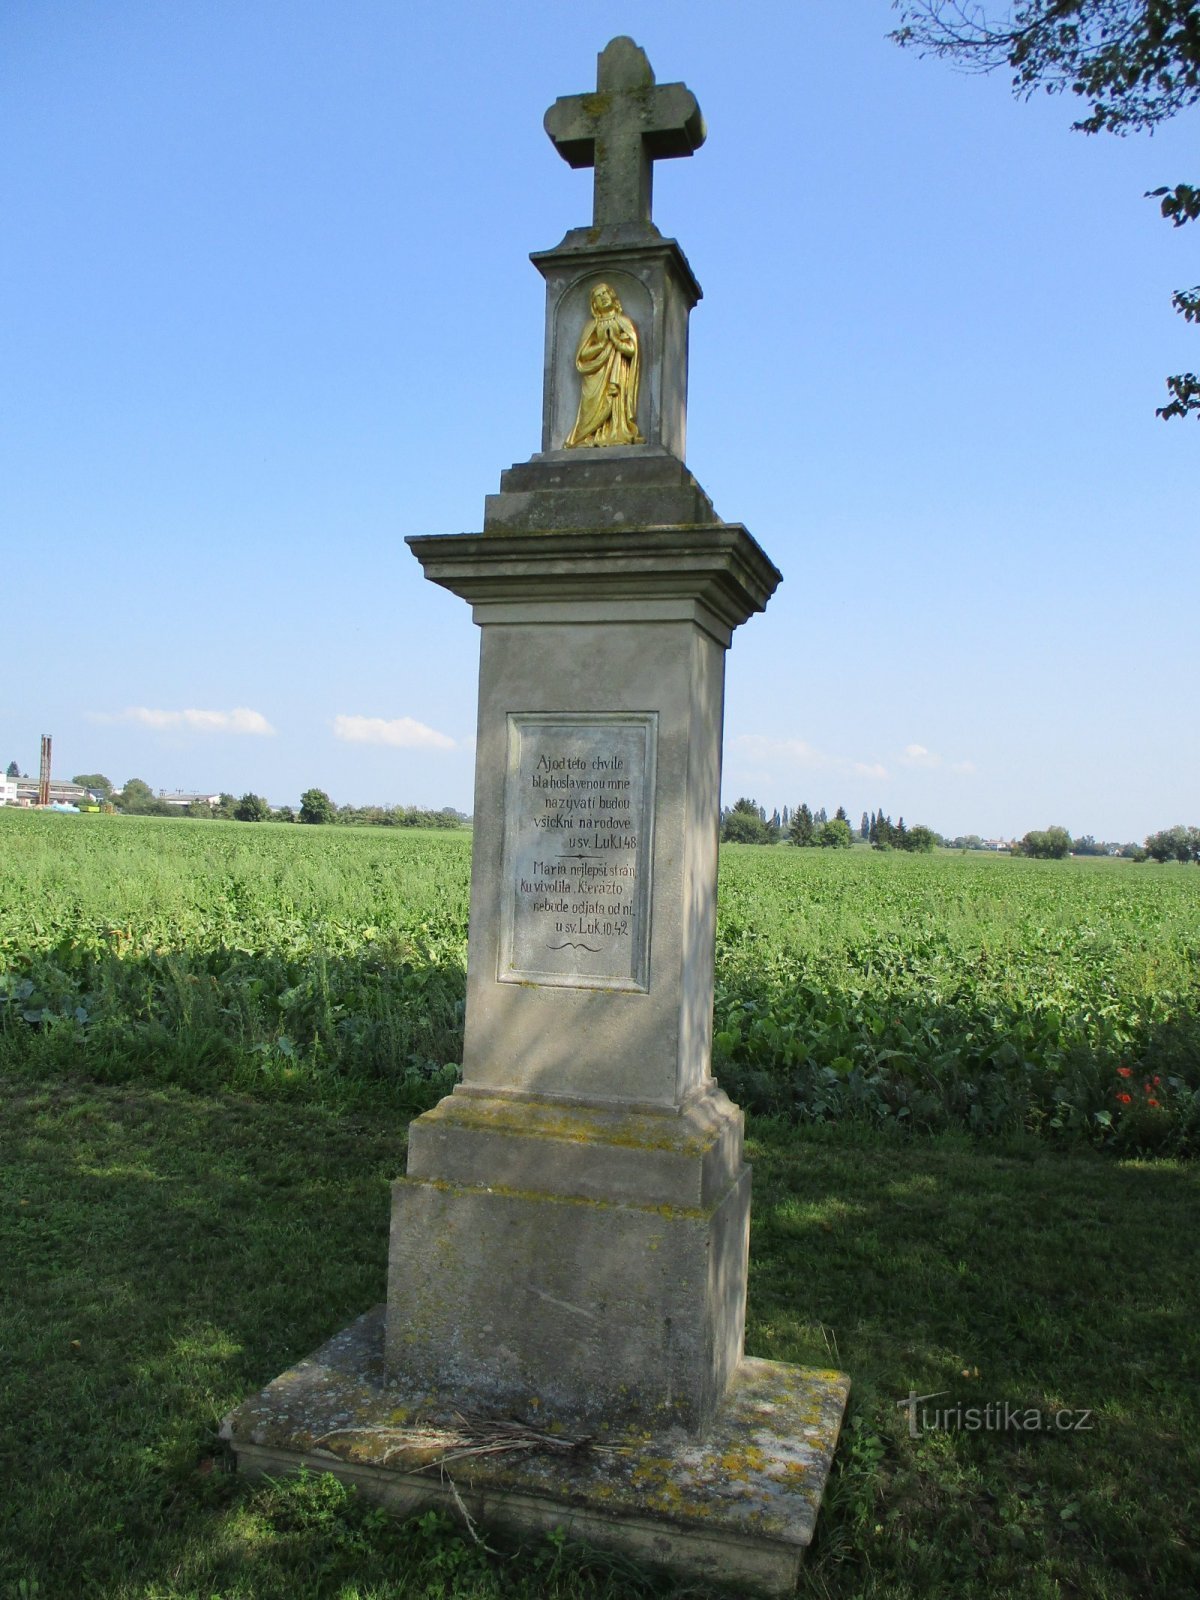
left=499, top=713, right=656, bottom=991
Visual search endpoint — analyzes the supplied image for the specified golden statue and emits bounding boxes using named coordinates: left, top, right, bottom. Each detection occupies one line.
left=565, top=282, right=645, bottom=447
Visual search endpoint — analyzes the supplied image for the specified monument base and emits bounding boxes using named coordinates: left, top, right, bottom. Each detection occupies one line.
left=387, top=1087, right=750, bottom=1434
left=222, top=1307, right=850, bottom=1598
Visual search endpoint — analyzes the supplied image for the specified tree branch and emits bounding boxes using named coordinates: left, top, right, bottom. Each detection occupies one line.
left=1157, top=371, right=1200, bottom=418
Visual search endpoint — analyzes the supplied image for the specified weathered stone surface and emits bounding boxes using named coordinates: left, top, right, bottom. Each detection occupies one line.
left=390, top=1085, right=749, bottom=1432
left=484, top=447, right=716, bottom=532
left=408, top=524, right=780, bottom=642
left=497, top=449, right=708, bottom=494
left=404, top=528, right=780, bottom=1116
left=385, top=529, right=776, bottom=1434
left=223, top=1307, right=850, bottom=1598
left=543, top=37, right=705, bottom=229
left=405, top=1087, right=745, bottom=1208
left=387, top=1161, right=749, bottom=1432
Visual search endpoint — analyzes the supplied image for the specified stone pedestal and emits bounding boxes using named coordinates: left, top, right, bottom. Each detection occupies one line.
left=384, top=525, right=776, bottom=1433
left=415, top=526, right=777, bottom=1105
left=389, top=1094, right=750, bottom=1433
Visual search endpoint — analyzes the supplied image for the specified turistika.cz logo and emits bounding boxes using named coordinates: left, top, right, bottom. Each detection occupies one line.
left=898, top=1391, right=1094, bottom=1439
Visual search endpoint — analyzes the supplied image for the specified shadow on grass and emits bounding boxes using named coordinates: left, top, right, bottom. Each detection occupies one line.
left=0, top=1074, right=703, bottom=1600
left=1, top=1075, right=408, bottom=1595
left=747, top=1124, right=1200, bottom=1596
left=2, top=1072, right=1198, bottom=1599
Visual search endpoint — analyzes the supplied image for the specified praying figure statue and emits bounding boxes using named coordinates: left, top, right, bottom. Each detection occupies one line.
left=565, top=282, right=645, bottom=447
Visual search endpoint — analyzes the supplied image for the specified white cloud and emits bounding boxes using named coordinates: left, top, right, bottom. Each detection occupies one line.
left=899, top=744, right=977, bottom=776
left=733, top=735, right=831, bottom=769
left=734, top=734, right=888, bottom=780
left=91, top=706, right=275, bottom=735
left=333, top=714, right=456, bottom=751
left=733, top=735, right=976, bottom=789
left=901, top=743, right=942, bottom=768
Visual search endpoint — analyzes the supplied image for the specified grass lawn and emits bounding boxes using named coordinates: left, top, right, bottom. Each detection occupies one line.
left=3, top=1071, right=1197, bottom=1599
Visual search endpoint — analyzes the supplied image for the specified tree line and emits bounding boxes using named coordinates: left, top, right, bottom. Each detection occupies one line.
left=719, top=798, right=938, bottom=851
left=715, top=792, right=1200, bottom=863
left=293, top=788, right=468, bottom=830
left=1007, top=827, right=1200, bottom=862
left=10, top=762, right=1198, bottom=859
left=1142, top=826, right=1200, bottom=864
left=49, top=773, right=469, bottom=830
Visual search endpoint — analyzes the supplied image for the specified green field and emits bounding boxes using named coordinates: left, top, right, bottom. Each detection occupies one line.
left=713, top=840, right=1200, bottom=1151
left=2, top=810, right=1197, bottom=1148
left=2, top=809, right=1199, bottom=1598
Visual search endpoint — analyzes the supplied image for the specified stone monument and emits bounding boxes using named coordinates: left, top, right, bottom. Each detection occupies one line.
left=224, top=38, right=849, bottom=1595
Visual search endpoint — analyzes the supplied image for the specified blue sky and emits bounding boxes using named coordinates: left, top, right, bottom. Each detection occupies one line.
left=3, top=1, right=1195, bottom=841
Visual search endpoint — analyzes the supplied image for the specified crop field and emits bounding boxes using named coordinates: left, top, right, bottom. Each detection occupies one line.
left=713, top=841, right=1200, bottom=1150
left=1, top=808, right=1197, bottom=1147
left=3, top=807, right=1199, bottom=1598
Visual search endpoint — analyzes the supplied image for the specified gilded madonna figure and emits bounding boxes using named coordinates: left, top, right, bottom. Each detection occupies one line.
left=564, top=282, right=645, bottom=448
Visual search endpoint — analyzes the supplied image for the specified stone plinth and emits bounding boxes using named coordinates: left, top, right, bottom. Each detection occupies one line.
left=223, top=1307, right=851, bottom=1599
left=484, top=446, right=717, bottom=533
left=388, top=1090, right=749, bottom=1432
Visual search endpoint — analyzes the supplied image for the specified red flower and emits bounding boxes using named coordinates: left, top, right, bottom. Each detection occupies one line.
left=1152, top=1076, right=1162, bottom=1087
left=1148, top=1099, right=1160, bottom=1109
left=1116, top=1092, right=1133, bottom=1104
left=1117, top=1067, right=1133, bottom=1078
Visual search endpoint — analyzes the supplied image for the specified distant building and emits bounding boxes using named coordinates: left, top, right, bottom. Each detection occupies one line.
left=0, top=773, right=18, bottom=806
left=158, top=790, right=222, bottom=809
left=13, top=778, right=99, bottom=808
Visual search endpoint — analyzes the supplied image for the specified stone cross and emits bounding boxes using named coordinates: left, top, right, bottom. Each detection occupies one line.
left=544, top=36, right=705, bottom=228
